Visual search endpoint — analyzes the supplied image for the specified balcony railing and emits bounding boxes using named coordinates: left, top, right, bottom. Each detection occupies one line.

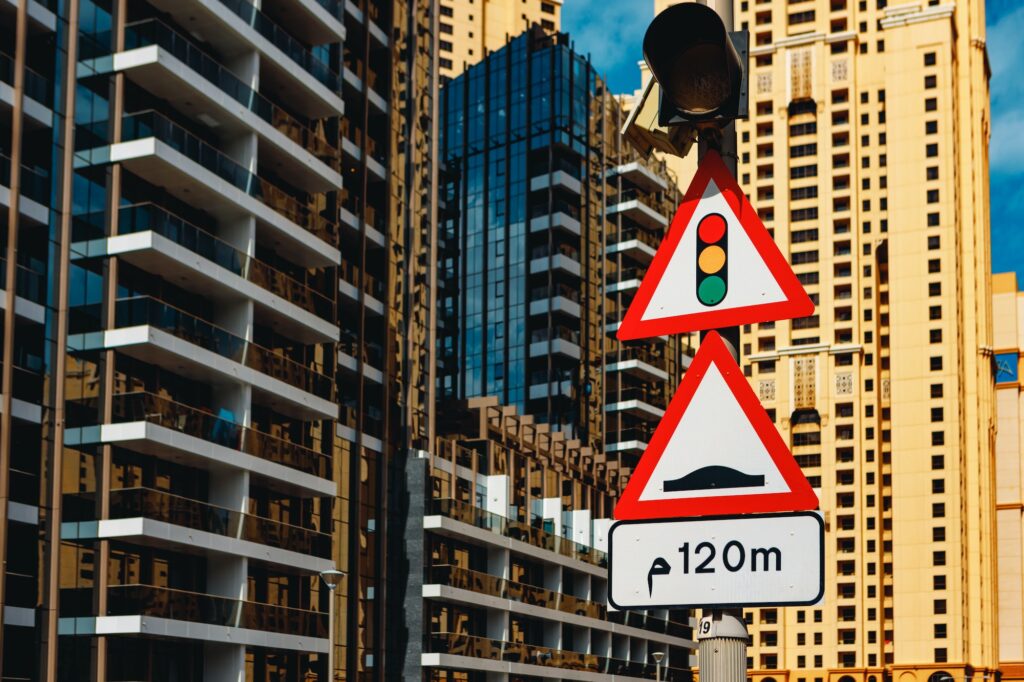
left=120, top=110, right=338, bottom=246
left=116, top=295, right=333, bottom=400
left=0, top=51, right=53, bottom=107
left=214, top=0, right=341, bottom=91
left=123, top=20, right=338, bottom=166
left=339, top=258, right=385, bottom=300
left=426, top=633, right=690, bottom=680
left=112, top=203, right=334, bottom=321
left=607, top=387, right=668, bottom=406
left=430, top=564, right=605, bottom=620
left=105, top=487, right=331, bottom=558
left=429, top=498, right=607, bottom=569
left=609, top=345, right=669, bottom=369
left=0, top=257, right=46, bottom=305
left=608, top=227, right=660, bottom=249
left=0, top=153, right=50, bottom=206
left=104, top=584, right=327, bottom=637
left=109, top=391, right=330, bottom=478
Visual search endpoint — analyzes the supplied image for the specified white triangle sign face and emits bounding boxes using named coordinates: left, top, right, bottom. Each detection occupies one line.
left=614, top=332, right=818, bottom=520
left=617, top=151, right=814, bottom=340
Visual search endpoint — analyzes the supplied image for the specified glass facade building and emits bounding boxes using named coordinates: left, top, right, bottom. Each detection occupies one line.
left=438, top=28, right=689, bottom=467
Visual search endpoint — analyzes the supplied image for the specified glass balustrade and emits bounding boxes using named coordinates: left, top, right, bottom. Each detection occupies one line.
left=0, top=51, right=53, bottom=107
left=109, top=391, right=330, bottom=478
left=123, top=20, right=338, bottom=165
left=0, top=257, right=46, bottom=305
left=104, top=584, right=327, bottom=637
left=0, top=153, right=50, bottom=206
left=111, top=203, right=334, bottom=320
left=120, top=110, right=338, bottom=246
left=115, top=295, right=333, bottom=400
left=105, top=487, right=331, bottom=558
left=214, top=0, right=341, bottom=91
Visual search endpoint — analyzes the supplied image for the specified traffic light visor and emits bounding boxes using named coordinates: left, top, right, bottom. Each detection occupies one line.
left=643, top=3, right=743, bottom=117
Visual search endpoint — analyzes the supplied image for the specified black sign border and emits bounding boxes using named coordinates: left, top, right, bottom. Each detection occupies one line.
left=607, top=511, right=826, bottom=611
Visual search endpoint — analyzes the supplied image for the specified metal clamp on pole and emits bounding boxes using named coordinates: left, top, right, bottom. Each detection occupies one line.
left=698, top=610, right=749, bottom=682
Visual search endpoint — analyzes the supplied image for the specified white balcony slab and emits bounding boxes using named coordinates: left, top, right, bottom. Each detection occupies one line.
left=528, top=380, right=572, bottom=400
left=77, top=231, right=338, bottom=344
left=606, top=358, right=669, bottom=382
left=64, top=421, right=334, bottom=497
left=0, top=0, right=57, bottom=32
left=4, top=606, right=34, bottom=628
left=603, top=399, right=665, bottom=420
left=62, top=517, right=334, bottom=572
left=606, top=277, right=641, bottom=294
left=606, top=161, right=669, bottom=193
left=607, top=199, right=669, bottom=230
left=530, top=170, right=582, bottom=195
left=78, top=139, right=338, bottom=267
left=529, top=338, right=581, bottom=360
left=529, top=296, right=581, bottom=318
left=339, top=278, right=385, bottom=314
left=69, top=326, right=335, bottom=421
left=529, top=211, right=581, bottom=236
left=340, top=206, right=386, bottom=246
left=59, top=615, right=327, bottom=653
left=338, top=349, right=383, bottom=383
left=605, top=238, right=657, bottom=263
left=0, top=183, right=48, bottom=226
left=0, top=395, right=43, bottom=424
left=0, top=288, right=46, bottom=324
left=605, top=440, right=648, bottom=454
left=104, top=45, right=342, bottom=192
left=529, top=253, right=581, bottom=277
left=0, top=81, right=52, bottom=128
left=8, top=501, right=39, bottom=525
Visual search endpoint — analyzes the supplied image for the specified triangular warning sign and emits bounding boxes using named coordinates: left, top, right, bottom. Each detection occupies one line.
left=614, top=331, right=818, bottom=520
left=617, top=151, right=814, bottom=341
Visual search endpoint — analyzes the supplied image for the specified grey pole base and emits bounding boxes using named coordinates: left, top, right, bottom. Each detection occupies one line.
left=697, top=609, right=749, bottom=682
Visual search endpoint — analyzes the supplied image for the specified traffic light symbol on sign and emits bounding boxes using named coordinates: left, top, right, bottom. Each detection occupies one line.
left=696, top=212, right=727, bottom=306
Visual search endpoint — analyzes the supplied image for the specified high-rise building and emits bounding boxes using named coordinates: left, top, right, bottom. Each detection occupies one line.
left=437, top=27, right=691, bottom=467
left=724, top=0, right=995, bottom=680
left=390, top=395, right=696, bottom=680
left=437, top=0, right=561, bottom=81
left=994, top=272, right=1024, bottom=682
left=0, top=0, right=439, bottom=679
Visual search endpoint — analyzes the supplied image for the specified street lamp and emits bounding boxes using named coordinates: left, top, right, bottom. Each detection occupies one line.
left=319, top=569, right=346, bottom=681
left=652, top=651, right=665, bottom=681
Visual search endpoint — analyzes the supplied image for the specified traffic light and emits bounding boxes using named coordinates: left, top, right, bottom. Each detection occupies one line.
left=642, top=2, right=748, bottom=128
left=695, top=212, right=727, bottom=306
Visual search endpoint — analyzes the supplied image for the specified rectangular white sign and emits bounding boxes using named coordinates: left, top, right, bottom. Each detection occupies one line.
left=608, top=512, right=824, bottom=609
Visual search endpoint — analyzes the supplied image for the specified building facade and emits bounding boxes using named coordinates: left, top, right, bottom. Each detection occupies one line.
left=725, top=0, right=995, bottom=681
left=0, top=0, right=439, bottom=679
left=995, top=272, right=1024, bottom=682
left=393, top=396, right=695, bottom=681
left=437, top=0, right=560, bottom=82
left=438, top=28, right=690, bottom=470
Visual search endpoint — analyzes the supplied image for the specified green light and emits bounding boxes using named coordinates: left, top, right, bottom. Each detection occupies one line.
left=698, top=276, right=727, bottom=305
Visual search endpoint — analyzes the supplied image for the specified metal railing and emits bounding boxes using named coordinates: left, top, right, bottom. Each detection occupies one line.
left=0, top=257, right=46, bottom=305
left=115, top=295, right=333, bottom=400
left=0, top=51, right=53, bottom=106
left=120, top=110, right=338, bottom=246
left=109, top=391, right=330, bottom=478
left=0, top=153, right=50, bottom=206
left=123, top=20, right=338, bottom=165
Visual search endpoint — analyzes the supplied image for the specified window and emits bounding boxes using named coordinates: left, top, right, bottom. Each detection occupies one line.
left=927, top=143, right=939, bottom=157
left=929, top=306, right=942, bottom=320
left=929, top=258, right=941, bottom=273
left=440, top=22, right=453, bottom=33
left=791, top=143, right=818, bottom=158
left=928, top=189, right=940, bottom=203
left=440, top=4, right=453, bottom=15
left=931, top=384, right=944, bottom=398
left=928, top=166, right=940, bottom=180
left=791, top=164, right=818, bottom=179
left=929, top=282, right=942, bottom=296
left=933, top=503, right=945, bottom=518
left=926, top=97, right=938, bottom=111
left=926, top=121, right=938, bottom=134
left=790, top=10, right=815, bottom=23
left=925, top=75, right=937, bottom=89
left=440, top=40, right=453, bottom=51
left=933, top=550, right=946, bottom=565
left=793, top=228, right=819, bottom=243
left=933, top=527, right=946, bottom=542
left=932, top=431, right=945, bottom=446
left=930, top=329, right=943, bottom=343
left=439, top=57, right=453, bottom=68
left=792, top=250, right=820, bottom=265
left=792, top=186, right=819, bottom=200
left=934, top=575, right=946, bottom=590
left=928, top=236, right=941, bottom=249
left=930, top=357, right=943, bottom=371
left=928, top=213, right=941, bottom=226
left=934, top=624, right=947, bottom=639
left=932, top=478, right=945, bottom=492
left=925, top=52, right=937, bottom=66
left=792, top=208, right=819, bottom=222
left=790, top=122, right=818, bottom=136
left=541, top=1, right=555, bottom=12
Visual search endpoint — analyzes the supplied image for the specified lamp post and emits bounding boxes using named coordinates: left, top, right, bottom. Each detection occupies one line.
left=652, top=651, right=665, bottom=681
left=319, top=569, right=346, bottom=681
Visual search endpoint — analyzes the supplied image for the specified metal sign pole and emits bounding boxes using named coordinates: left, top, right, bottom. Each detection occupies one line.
left=697, top=0, right=749, bottom=680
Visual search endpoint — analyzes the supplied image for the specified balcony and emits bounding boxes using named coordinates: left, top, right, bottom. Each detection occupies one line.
left=0, top=51, right=53, bottom=127
left=529, top=284, right=580, bottom=319
left=606, top=227, right=659, bottom=264
left=147, top=0, right=344, bottom=118
left=530, top=170, right=582, bottom=195
left=0, top=153, right=50, bottom=225
left=424, top=632, right=690, bottom=680
left=342, top=56, right=388, bottom=114
left=605, top=388, right=666, bottom=421
left=74, top=203, right=337, bottom=342
left=64, top=487, right=331, bottom=567
left=605, top=427, right=651, bottom=455
left=77, top=110, right=339, bottom=265
left=99, top=19, right=342, bottom=190
left=0, top=0, right=57, bottom=33
left=607, top=266, right=644, bottom=294
left=529, top=247, right=581, bottom=277
left=607, top=190, right=670, bottom=231
left=0, top=257, right=46, bottom=323
left=427, top=564, right=605, bottom=619
left=606, top=348, right=669, bottom=382
left=339, top=259, right=386, bottom=314
left=529, top=202, right=581, bottom=236
left=429, top=498, right=607, bottom=570
left=606, top=161, right=669, bottom=194
left=65, top=391, right=332, bottom=496
left=529, top=329, right=581, bottom=361
left=60, top=584, right=326, bottom=651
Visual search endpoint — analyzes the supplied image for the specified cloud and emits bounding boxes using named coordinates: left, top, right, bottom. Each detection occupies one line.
left=561, top=0, right=653, bottom=93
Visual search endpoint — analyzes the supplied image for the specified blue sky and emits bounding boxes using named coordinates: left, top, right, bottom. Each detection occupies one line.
left=563, top=1, right=1024, bottom=280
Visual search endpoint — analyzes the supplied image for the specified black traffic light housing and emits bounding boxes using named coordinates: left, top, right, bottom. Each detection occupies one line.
left=643, top=3, right=749, bottom=129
